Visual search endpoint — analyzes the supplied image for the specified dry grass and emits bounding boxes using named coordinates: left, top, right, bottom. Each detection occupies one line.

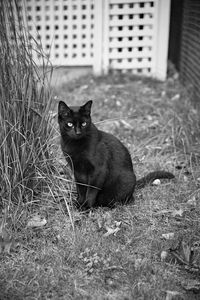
left=0, top=0, right=53, bottom=209
left=0, top=0, right=72, bottom=273
left=0, top=0, right=75, bottom=230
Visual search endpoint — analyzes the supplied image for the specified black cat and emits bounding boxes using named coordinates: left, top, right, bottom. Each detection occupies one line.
left=58, top=100, right=174, bottom=209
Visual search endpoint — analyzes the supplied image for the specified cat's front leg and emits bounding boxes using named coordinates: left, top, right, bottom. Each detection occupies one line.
left=75, top=164, right=102, bottom=209
left=75, top=180, right=99, bottom=209
left=85, top=185, right=100, bottom=208
left=85, top=175, right=103, bottom=208
left=75, top=182, right=87, bottom=208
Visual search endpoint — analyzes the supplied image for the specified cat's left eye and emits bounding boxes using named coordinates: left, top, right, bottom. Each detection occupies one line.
left=67, top=122, right=73, bottom=127
left=81, top=122, right=87, bottom=127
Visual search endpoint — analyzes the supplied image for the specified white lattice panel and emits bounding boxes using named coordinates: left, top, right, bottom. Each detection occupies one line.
left=6, top=0, right=170, bottom=79
left=106, top=0, right=157, bottom=75
left=24, top=0, right=95, bottom=66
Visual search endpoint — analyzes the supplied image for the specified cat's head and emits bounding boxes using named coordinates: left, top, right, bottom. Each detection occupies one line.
left=58, top=100, right=92, bottom=139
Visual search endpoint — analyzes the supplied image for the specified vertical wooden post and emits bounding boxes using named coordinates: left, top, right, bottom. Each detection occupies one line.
left=154, top=0, right=171, bottom=80
left=102, top=0, right=109, bottom=74
left=93, top=0, right=103, bottom=75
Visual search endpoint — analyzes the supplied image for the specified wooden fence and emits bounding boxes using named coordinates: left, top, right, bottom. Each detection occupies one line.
left=16, top=0, right=171, bottom=80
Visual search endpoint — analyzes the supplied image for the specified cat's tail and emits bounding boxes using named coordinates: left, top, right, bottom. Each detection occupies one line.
left=136, top=170, right=174, bottom=189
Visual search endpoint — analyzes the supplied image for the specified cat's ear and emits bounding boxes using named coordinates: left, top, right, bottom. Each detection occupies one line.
left=81, top=100, right=92, bottom=115
left=58, top=101, right=71, bottom=117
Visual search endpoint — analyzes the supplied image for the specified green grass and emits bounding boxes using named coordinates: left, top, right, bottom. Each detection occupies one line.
left=1, top=72, right=200, bottom=299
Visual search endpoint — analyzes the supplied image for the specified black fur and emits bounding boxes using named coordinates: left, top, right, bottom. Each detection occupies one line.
left=58, top=100, right=174, bottom=209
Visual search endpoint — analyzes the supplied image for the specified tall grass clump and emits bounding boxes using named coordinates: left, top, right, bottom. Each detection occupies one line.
left=0, top=1, right=53, bottom=215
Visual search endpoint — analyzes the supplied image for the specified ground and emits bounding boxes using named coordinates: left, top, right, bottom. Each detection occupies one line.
left=1, top=71, right=200, bottom=300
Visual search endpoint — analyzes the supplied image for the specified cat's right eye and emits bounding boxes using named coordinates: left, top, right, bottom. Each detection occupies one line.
left=67, top=122, right=73, bottom=127
left=81, top=121, right=87, bottom=127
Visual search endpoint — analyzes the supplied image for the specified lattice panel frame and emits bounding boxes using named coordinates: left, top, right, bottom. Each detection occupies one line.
left=106, top=0, right=157, bottom=75
left=25, top=0, right=95, bottom=66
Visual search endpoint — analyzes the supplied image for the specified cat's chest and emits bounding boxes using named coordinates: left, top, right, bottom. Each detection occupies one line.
left=72, top=153, right=94, bottom=174
left=61, top=136, right=97, bottom=174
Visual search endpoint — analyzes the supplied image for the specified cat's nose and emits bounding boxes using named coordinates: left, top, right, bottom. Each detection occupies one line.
left=75, top=128, right=81, bottom=135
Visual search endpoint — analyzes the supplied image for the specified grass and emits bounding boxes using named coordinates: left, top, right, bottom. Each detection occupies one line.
left=1, top=71, right=200, bottom=299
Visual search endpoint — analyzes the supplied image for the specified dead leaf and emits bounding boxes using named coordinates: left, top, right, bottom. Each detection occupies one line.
left=181, top=240, right=192, bottom=263
left=96, top=216, right=104, bottom=230
left=171, top=94, right=180, bottom=101
left=80, top=84, right=88, bottom=90
left=187, top=195, right=197, bottom=207
left=162, top=233, right=175, bottom=240
left=165, top=290, right=183, bottom=300
left=149, top=120, right=159, bottom=128
left=171, top=208, right=184, bottom=217
left=27, top=214, right=47, bottom=228
left=114, top=221, right=122, bottom=227
left=104, top=226, right=120, bottom=237
left=161, top=250, right=168, bottom=261
left=169, top=238, right=193, bottom=266
left=182, top=279, right=200, bottom=292
left=104, top=212, right=112, bottom=224
left=146, top=115, right=153, bottom=121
